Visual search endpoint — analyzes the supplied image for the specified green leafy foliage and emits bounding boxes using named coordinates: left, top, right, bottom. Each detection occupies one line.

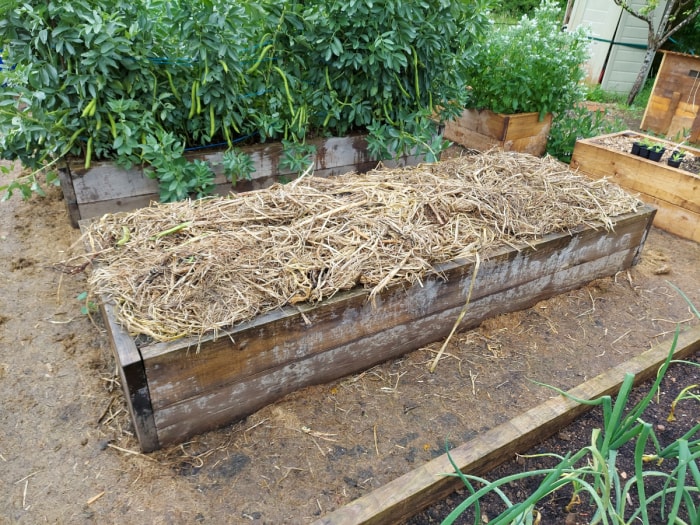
left=465, top=0, right=591, bottom=119
left=221, top=149, right=256, bottom=186
left=0, top=0, right=492, bottom=201
left=279, top=140, right=316, bottom=176
left=497, top=0, right=567, bottom=17
left=443, top=290, right=700, bottom=525
left=546, top=105, right=626, bottom=163
left=140, top=131, right=215, bottom=202
left=76, top=291, right=98, bottom=315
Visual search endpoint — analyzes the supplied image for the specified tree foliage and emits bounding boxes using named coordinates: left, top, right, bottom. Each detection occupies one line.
left=613, top=0, right=700, bottom=103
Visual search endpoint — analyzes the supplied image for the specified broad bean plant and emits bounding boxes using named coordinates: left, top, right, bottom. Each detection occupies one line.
left=0, top=0, right=492, bottom=201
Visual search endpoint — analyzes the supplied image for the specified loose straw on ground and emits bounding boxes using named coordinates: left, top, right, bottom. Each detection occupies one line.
left=81, top=150, right=642, bottom=343
left=429, top=252, right=480, bottom=373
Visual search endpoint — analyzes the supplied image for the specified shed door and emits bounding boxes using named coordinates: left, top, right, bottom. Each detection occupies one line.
left=568, top=0, right=668, bottom=94
left=600, top=0, right=666, bottom=93
left=567, top=0, right=622, bottom=84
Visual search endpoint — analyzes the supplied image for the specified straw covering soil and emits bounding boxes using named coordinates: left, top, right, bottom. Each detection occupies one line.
left=82, top=150, right=642, bottom=342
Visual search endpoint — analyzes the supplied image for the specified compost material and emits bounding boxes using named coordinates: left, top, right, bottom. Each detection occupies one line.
left=82, top=151, right=642, bottom=342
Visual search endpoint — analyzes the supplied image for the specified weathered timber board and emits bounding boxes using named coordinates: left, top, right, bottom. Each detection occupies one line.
left=571, top=131, right=700, bottom=243
left=640, top=50, right=700, bottom=141
left=312, top=323, right=700, bottom=525
left=98, top=300, right=158, bottom=449
left=119, top=205, right=656, bottom=449
left=443, top=109, right=552, bottom=156
left=62, top=135, right=423, bottom=227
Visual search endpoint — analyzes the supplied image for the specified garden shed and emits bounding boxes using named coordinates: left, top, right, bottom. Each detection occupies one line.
left=640, top=49, right=700, bottom=143
left=565, top=0, right=667, bottom=93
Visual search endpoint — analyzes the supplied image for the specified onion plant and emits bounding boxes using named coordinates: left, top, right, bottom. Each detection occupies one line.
left=442, top=289, right=700, bottom=525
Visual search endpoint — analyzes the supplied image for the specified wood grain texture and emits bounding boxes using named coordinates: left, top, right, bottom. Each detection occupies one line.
left=571, top=131, right=700, bottom=242
left=443, top=109, right=551, bottom=156
left=58, top=167, right=81, bottom=228
left=135, top=207, right=655, bottom=447
left=99, top=300, right=159, bottom=452
left=312, top=323, right=700, bottom=525
left=61, top=135, right=423, bottom=226
left=80, top=220, right=160, bottom=451
left=640, top=50, right=700, bottom=139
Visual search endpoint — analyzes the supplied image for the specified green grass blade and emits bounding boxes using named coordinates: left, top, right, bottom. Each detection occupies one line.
left=666, top=281, right=700, bottom=319
left=632, top=423, right=653, bottom=524
left=442, top=447, right=481, bottom=525
left=601, top=373, right=643, bottom=456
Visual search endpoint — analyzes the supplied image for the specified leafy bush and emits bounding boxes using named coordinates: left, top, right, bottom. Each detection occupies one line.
left=546, top=104, right=626, bottom=163
left=0, top=0, right=492, bottom=200
left=465, top=0, right=590, bottom=119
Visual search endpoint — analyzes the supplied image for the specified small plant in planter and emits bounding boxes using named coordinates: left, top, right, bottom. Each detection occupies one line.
left=638, top=137, right=654, bottom=158
left=631, top=140, right=643, bottom=156
left=647, top=142, right=666, bottom=162
left=666, top=131, right=691, bottom=168
left=668, top=150, right=687, bottom=168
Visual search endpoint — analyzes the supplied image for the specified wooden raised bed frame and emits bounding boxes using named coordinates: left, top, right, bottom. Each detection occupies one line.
left=92, top=205, right=656, bottom=452
left=61, top=135, right=423, bottom=228
left=571, top=130, right=700, bottom=243
left=443, top=109, right=552, bottom=156
left=313, top=323, right=700, bottom=525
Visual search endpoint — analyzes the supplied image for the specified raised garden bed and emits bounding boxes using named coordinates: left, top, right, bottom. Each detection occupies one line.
left=443, top=109, right=552, bottom=156
left=314, top=324, right=700, bottom=524
left=571, top=131, right=700, bottom=244
left=60, top=134, right=424, bottom=228
left=80, top=153, right=655, bottom=452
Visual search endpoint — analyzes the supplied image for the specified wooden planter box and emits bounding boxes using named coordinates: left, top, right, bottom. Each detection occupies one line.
left=443, top=109, right=552, bottom=156
left=314, top=324, right=700, bottom=525
left=571, top=131, right=700, bottom=243
left=640, top=50, right=700, bottom=143
left=60, top=135, right=424, bottom=228
left=93, top=205, right=655, bottom=452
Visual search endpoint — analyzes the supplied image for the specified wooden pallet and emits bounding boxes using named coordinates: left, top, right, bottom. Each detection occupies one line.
left=90, top=205, right=656, bottom=452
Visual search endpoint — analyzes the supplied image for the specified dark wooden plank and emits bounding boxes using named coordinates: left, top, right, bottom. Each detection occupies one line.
left=79, top=220, right=160, bottom=451
left=57, top=166, right=81, bottom=228
left=65, top=135, right=420, bottom=205
left=64, top=134, right=425, bottom=225
left=147, top=208, right=654, bottom=445
left=153, top=241, right=649, bottom=444
left=99, top=300, right=159, bottom=452
left=141, top=207, right=654, bottom=412
left=311, top=324, right=700, bottom=525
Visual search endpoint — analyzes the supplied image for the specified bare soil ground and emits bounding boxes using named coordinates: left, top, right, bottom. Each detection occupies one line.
left=1, top=142, right=699, bottom=523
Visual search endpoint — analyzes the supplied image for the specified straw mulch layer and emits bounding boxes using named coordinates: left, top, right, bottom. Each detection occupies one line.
left=82, top=151, right=642, bottom=342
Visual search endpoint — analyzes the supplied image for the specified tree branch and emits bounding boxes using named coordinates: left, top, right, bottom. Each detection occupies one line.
left=612, top=0, right=653, bottom=23
left=659, top=4, right=700, bottom=46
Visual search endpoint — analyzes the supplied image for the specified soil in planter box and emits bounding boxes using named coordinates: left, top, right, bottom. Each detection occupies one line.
left=81, top=151, right=642, bottom=343
left=409, top=351, right=700, bottom=524
left=591, top=133, right=700, bottom=175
